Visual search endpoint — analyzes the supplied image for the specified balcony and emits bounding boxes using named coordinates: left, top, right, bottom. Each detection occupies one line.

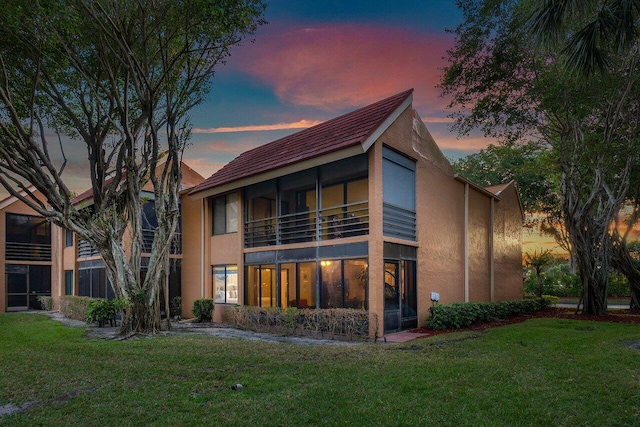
left=5, top=242, right=52, bottom=261
left=142, top=229, right=182, bottom=254
left=78, top=239, right=100, bottom=258
left=244, top=201, right=369, bottom=248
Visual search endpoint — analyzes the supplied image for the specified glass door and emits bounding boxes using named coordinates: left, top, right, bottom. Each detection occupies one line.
left=6, top=265, right=28, bottom=311
left=384, top=261, right=400, bottom=332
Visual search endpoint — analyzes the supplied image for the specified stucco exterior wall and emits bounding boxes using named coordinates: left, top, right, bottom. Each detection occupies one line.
left=468, top=188, right=492, bottom=302
left=206, top=190, right=243, bottom=323
left=180, top=193, right=207, bottom=320
left=493, top=184, right=524, bottom=301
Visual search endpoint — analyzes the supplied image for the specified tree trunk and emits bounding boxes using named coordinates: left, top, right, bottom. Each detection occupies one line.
left=610, top=235, right=640, bottom=310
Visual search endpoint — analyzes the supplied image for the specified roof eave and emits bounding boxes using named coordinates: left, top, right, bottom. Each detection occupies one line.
left=361, top=92, right=413, bottom=153
left=189, top=145, right=365, bottom=200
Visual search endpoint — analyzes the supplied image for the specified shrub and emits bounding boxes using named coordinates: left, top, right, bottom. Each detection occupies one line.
left=37, top=295, right=53, bottom=311
left=59, top=296, right=92, bottom=321
left=227, top=306, right=378, bottom=341
left=86, top=298, right=126, bottom=327
left=192, top=298, right=214, bottom=322
left=425, top=298, right=551, bottom=330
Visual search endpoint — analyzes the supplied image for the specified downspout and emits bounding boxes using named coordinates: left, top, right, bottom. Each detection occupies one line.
left=464, top=183, right=469, bottom=302
left=201, top=198, right=206, bottom=298
left=490, top=197, right=495, bottom=302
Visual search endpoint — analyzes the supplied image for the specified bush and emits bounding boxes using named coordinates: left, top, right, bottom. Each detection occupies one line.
left=59, top=296, right=92, bottom=321
left=227, top=306, right=378, bottom=341
left=86, top=298, right=126, bottom=327
left=37, top=296, right=53, bottom=311
left=192, top=298, right=214, bottom=322
left=425, top=298, right=551, bottom=330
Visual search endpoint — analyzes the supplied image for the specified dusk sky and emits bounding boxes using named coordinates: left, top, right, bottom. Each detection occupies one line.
left=2, top=1, right=500, bottom=200
left=182, top=0, right=492, bottom=179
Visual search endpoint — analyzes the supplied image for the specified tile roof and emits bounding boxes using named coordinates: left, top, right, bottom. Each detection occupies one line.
left=189, top=89, right=414, bottom=196
left=72, top=161, right=204, bottom=205
left=484, top=182, right=511, bottom=196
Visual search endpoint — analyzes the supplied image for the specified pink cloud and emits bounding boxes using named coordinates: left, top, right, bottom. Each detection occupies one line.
left=230, top=23, right=454, bottom=114
left=192, top=119, right=323, bottom=134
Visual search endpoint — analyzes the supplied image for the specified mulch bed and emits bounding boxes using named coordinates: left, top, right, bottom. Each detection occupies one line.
left=410, top=307, right=640, bottom=337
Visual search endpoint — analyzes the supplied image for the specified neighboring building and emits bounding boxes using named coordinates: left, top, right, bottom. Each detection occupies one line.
left=188, top=89, right=523, bottom=335
left=0, top=189, right=59, bottom=312
left=62, top=162, right=205, bottom=316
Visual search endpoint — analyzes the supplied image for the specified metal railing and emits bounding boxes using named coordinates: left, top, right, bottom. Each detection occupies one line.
left=382, top=202, right=416, bottom=241
left=78, top=239, right=100, bottom=258
left=4, top=242, right=52, bottom=261
left=142, top=229, right=182, bottom=254
left=244, top=201, right=369, bottom=248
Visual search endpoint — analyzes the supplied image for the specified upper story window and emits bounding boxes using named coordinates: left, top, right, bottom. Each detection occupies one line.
left=382, top=147, right=416, bottom=241
left=141, top=197, right=183, bottom=254
left=65, top=229, right=73, bottom=247
left=213, top=192, right=238, bottom=235
left=5, top=213, right=51, bottom=261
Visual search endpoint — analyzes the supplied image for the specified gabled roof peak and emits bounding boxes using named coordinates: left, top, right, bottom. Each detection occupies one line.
left=190, top=89, right=414, bottom=197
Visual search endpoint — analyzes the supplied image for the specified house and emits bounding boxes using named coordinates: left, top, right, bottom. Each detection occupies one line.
left=1, top=90, right=523, bottom=337
left=187, top=89, right=523, bottom=335
left=0, top=188, right=59, bottom=312
left=0, top=162, right=205, bottom=315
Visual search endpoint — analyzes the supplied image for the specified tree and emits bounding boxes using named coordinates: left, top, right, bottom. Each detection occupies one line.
left=440, top=0, right=640, bottom=314
left=524, top=249, right=555, bottom=297
left=0, top=0, right=266, bottom=334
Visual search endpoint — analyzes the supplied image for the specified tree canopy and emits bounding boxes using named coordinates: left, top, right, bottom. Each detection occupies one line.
left=0, top=0, right=266, bottom=333
left=441, top=0, right=640, bottom=314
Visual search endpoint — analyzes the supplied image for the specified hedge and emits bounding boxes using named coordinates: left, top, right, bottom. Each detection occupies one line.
left=225, top=306, right=378, bottom=341
left=59, top=296, right=92, bottom=321
left=425, top=298, right=552, bottom=330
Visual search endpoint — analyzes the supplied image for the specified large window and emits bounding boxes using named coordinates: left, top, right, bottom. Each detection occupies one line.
left=5, top=264, right=51, bottom=311
left=382, top=147, right=416, bottom=240
left=213, top=265, right=238, bottom=304
left=280, top=262, right=317, bottom=308
left=243, top=156, right=370, bottom=248
left=78, top=261, right=114, bottom=299
left=321, top=178, right=368, bottom=239
left=320, top=258, right=367, bottom=309
left=246, top=265, right=276, bottom=307
left=5, top=213, right=51, bottom=261
left=213, top=193, right=238, bottom=235
left=141, top=198, right=183, bottom=254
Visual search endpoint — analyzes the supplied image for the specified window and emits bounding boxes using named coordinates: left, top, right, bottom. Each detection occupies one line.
left=213, top=265, right=238, bottom=304
left=64, top=270, right=74, bottom=295
left=5, top=213, right=51, bottom=261
left=77, top=261, right=113, bottom=299
left=65, top=229, right=73, bottom=247
left=320, top=258, right=367, bottom=309
left=280, top=262, right=317, bottom=308
left=213, top=193, right=238, bottom=235
left=245, top=265, right=276, bottom=307
left=382, top=147, right=416, bottom=240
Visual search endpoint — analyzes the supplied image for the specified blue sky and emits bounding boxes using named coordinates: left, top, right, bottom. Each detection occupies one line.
left=1, top=1, right=495, bottom=200
left=182, top=0, right=494, bottom=180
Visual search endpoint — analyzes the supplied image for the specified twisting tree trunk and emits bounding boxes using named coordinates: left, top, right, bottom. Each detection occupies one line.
left=0, top=1, right=266, bottom=335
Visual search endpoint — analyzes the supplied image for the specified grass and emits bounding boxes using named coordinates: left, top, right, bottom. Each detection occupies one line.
left=0, top=314, right=639, bottom=426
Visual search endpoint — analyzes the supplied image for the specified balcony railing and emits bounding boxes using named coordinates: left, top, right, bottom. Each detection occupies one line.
left=5, top=242, right=52, bottom=261
left=383, top=202, right=416, bottom=241
left=142, top=229, right=182, bottom=254
left=244, top=201, right=369, bottom=248
left=78, top=239, right=100, bottom=258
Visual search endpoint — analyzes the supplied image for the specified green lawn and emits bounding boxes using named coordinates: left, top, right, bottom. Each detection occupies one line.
left=1, top=314, right=639, bottom=426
